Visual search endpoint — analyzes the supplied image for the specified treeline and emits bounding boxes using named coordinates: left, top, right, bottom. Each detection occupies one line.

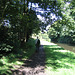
left=48, top=19, right=75, bottom=45
left=0, top=0, right=75, bottom=55
left=48, top=0, right=75, bottom=45
left=0, top=0, right=41, bottom=55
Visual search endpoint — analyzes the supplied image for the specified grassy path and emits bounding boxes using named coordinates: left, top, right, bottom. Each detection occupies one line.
left=43, top=40, right=75, bottom=75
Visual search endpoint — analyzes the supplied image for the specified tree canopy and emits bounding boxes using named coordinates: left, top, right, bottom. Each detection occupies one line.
left=48, top=0, right=75, bottom=44
left=0, top=0, right=75, bottom=53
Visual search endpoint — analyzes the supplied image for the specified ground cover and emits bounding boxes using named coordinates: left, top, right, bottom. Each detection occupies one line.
left=12, top=45, right=46, bottom=75
left=44, top=44, right=75, bottom=75
left=0, top=38, right=36, bottom=75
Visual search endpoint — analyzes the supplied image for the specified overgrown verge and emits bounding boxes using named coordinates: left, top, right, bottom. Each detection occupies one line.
left=0, top=38, right=36, bottom=75
left=44, top=45, right=75, bottom=75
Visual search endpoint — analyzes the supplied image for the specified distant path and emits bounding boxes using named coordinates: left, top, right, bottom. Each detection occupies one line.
left=40, top=40, right=56, bottom=45
left=55, top=43, right=75, bottom=53
left=41, top=39, right=75, bottom=53
left=12, top=45, right=46, bottom=75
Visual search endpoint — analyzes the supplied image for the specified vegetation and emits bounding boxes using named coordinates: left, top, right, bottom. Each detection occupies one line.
left=0, top=38, right=36, bottom=75
left=44, top=45, right=75, bottom=75
left=0, top=0, right=75, bottom=75
left=0, top=1, right=41, bottom=69
left=48, top=0, right=75, bottom=45
left=39, top=32, right=51, bottom=42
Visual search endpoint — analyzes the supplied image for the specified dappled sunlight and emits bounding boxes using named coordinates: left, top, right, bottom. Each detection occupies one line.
left=11, top=45, right=46, bottom=75
left=44, top=44, right=75, bottom=75
left=54, top=50, right=69, bottom=52
left=0, top=0, right=74, bottom=75
left=0, top=38, right=36, bottom=74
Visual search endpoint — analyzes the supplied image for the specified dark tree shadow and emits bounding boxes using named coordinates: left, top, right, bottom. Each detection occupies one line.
left=12, top=45, right=46, bottom=75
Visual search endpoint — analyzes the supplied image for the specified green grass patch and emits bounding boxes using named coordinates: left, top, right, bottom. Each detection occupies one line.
left=0, top=38, right=36, bottom=75
left=44, top=45, right=75, bottom=75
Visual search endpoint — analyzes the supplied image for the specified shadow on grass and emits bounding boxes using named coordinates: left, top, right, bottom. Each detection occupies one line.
left=0, top=38, right=36, bottom=75
left=11, top=45, right=46, bottom=75
left=44, top=45, right=75, bottom=71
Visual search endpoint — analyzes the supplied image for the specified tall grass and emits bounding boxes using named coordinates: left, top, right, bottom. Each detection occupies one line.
left=0, top=38, right=36, bottom=75
left=44, top=45, right=75, bottom=75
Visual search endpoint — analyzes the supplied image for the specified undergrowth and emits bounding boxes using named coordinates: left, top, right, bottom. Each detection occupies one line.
left=0, top=38, right=36, bottom=75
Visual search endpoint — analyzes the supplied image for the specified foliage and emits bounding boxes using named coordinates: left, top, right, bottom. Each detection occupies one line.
left=0, top=43, right=13, bottom=53
left=48, top=8, right=75, bottom=44
left=47, top=0, right=75, bottom=44
left=0, top=38, right=36, bottom=75
left=0, top=0, right=41, bottom=55
left=44, top=45, right=75, bottom=75
left=48, top=19, right=75, bottom=44
left=48, top=20, right=62, bottom=42
left=48, top=27, right=58, bottom=42
left=39, top=33, right=50, bottom=42
left=0, top=0, right=74, bottom=53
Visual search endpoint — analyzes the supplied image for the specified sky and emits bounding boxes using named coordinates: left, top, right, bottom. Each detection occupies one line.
left=3, top=1, right=71, bottom=30
left=30, top=2, right=57, bottom=30
left=29, top=3, right=56, bottom=20
left=29, top=2, right=58, bottom=30
left=30, top=2, right=71, bottom=23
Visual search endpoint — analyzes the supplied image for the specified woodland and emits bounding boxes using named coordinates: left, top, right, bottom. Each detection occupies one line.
left=0, top=0, right=75, bottom=74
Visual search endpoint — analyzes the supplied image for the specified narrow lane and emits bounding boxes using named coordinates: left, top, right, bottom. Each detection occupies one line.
left=12, top=45, right=46, bottom=75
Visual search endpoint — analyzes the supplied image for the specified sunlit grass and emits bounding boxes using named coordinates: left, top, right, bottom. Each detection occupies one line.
left=0, top=38, right=36, bottom=75
left=44, top=45, right=75, bottom=75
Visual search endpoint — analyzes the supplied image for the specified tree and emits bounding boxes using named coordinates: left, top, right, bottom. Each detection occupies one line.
left=0, top=0, right=75, bottom=53
left=0, top=0, right=41, bottom=49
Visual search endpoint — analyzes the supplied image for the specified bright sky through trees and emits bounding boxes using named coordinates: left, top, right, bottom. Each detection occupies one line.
left=31, top=1, right=71, bottom=25
left=29, top=2, right=57, bottom=23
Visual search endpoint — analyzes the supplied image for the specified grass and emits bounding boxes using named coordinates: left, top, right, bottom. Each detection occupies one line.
left=44, top=45, right=75, bottom=75
left=0, top=38, right=36, bottom=75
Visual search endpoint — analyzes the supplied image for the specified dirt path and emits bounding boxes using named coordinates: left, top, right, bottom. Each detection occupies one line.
left=11, top=39, right=75, bottom=75
left=12, top=40, right=56, bottom=75
left=55, top=43, right=75, bottom=53
left=12, top=45, right=46, bottom=75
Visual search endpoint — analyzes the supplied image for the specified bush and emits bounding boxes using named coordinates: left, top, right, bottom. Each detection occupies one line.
left=58, top=35, right=75, bottom=44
